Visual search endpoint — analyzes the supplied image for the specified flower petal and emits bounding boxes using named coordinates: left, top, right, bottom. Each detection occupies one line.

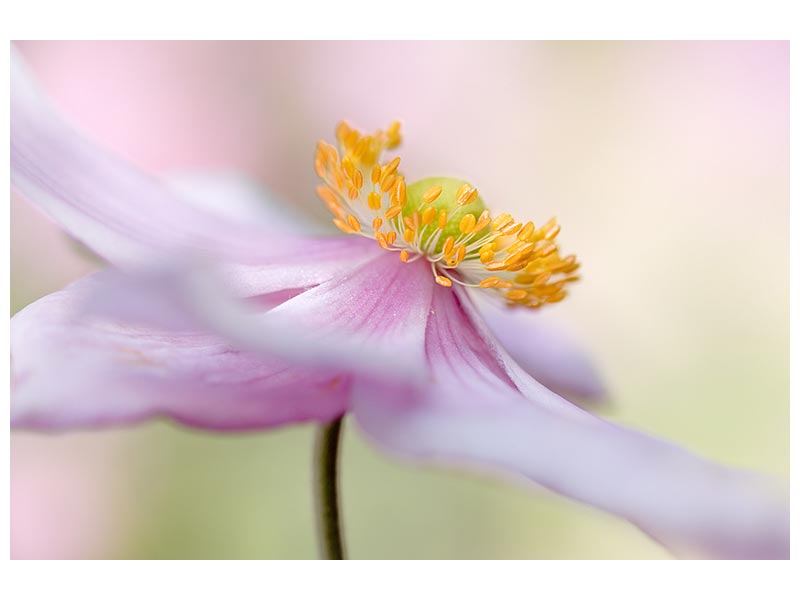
left=165, top=171, right=328, bottom=235
left=11, top=274, right=349, bottom=431
left=475, top=296, right=606, bottom=402
left=10, top=48, right=328, bottom=267
left=353, top=286, right=788, bottom=559
left=191, top=252, right=435, bottom=380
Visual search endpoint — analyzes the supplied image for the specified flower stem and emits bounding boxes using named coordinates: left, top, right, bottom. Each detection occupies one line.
left=313, top=416, right=346, bottom=559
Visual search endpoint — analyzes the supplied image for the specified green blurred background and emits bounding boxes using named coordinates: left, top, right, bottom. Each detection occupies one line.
left=10, top=41, right=788, bottom=559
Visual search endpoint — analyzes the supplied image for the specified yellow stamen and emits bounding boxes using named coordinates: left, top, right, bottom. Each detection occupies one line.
left=423, top=185, right=443, bottom=203
left=333, top=218, right=353, bottom=234
left=442, top=236, right=455, bottom=257
left=459, top=214, right=477, bottom=235
left=435, top=275, right=453, bottom=287
left=346, top=214, right=361, bottom=232
left=385, top=205, right=402, bottom=219
left=385, top=156, right=401, bottom=175
left=393, top=178, right=407, bottom=206
left=368, top=191, right=382, bottom=210
left=380, top=173, right=397, bottom=193
left=315, top=122, right=580, bottom=309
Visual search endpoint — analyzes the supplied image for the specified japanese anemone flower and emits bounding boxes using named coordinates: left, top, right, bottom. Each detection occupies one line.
left=10, top=50, right=788, bottom=560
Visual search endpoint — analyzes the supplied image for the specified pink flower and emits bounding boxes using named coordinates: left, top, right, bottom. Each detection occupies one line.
left=10, top=50, right=787, bottom=559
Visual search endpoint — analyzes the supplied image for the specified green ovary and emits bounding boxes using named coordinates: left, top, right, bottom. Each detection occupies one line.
left=403, top=177, right=487, bottom=254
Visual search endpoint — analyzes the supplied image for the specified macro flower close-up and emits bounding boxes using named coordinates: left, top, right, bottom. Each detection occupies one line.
left=9, top=40, right=789, bottom=561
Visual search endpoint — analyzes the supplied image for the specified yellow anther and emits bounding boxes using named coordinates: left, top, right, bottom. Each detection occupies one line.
left=342, top=158, right=355, bottom=179
left=393, top=178, right=407, bottom=206
left=455, top=183, right=472, bottom=205
left=333, top=169, right=344, bottom=191
left=435, top=275, right=453, bottom=288
left=536, top=242, right=557, bottom=258
left=385, top=205, right=402, bottom=219
left=372, top=217, right=383, bottom=230
left=546, top=290, right=567, bottom=303
left=347, top=185, right=359, bottom=201
left=545, top=223, right=561, bottom=241
left=386, top=121, right=402, bottom=146
left=459, top=214, right=477, bottom=235
left=492, top=213, right=513, bottom=231
left=499, top=221, right=523, bottom=236
left=380, top=173, right=397, bottom=193
left=314, top=158, right=327, bottom=179
left=437, top=209, right=448, bottom=229
left=333, top=218, right=354, bottom=235
left=442, top=236, right=455, bottom=257
left=540, top=217, right=558, bottom=232
left=480, top=276, right=500, bottom=288
left=336, top=122, right=351, bottom=142
left=320, top=141, right=339, bottom=163
left=473, top=209, right=491, bottom=233
left=534, top=272, right=552, bottom=285
left=518, top=221, right=535, bottom=242
left=316, top=185, right=339, bottom=206
left=399, top=250, right=409, bottom=262
left=368, top=191, right=382, bottom=210
left=354, top=169, right=363, bottom=190
left=386, top=231, right=397, bottom=245
left=514, top=273, right=535, bottom=285
left=422, top=206, right=437, bottom=225
left=403, top=228, right=416, bottom=243
left=371, top=164, right=381, bottom=184
left=479, top=250, right=494, bottom=263
left=423, top=185, right=443, bottom=203
left=384, top=156, right=401, bottom=176
left=454, top=244, right=466, bottom=263
left=461, top=187, right=479, bottom=206
left=376, top=232, right=389, bottom=250
left=506, top=289, right=528, bottom=301
left=346, top=214, right=361, bottom=232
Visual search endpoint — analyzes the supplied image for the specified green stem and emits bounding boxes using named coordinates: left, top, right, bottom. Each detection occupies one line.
left=313, top=416, right=346, bottom=559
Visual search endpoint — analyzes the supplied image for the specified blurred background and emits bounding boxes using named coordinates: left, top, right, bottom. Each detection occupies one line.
left=10, top=41, right=788, bottom=559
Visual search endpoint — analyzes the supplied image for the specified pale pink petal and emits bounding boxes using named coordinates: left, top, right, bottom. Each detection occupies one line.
left=185, top=252, right=435, bottom=380
left=353, top=286, right=788, bottom=559
left=81, top=250, right=432, bottom=380
left=10, top=47, right=331, bottom=267
left=13, top=251, right=436, bottom=430
left=475, top=297, right=606, bottom=402
left=166, top=171, right=329, bottom=234
left=11, top=274, right=349, bottom=431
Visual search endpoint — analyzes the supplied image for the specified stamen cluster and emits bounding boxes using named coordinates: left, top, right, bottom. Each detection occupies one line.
left=314, top=121, right=580, bottom=308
